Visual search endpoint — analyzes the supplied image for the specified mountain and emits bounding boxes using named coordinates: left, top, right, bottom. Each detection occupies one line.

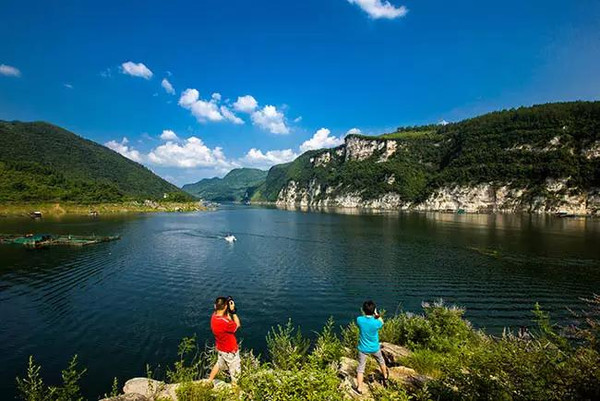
left=182, top=168, right=268, bottom=202
left=257, top=101, right=600, bottom=215
left=0, top=121, right=193, bottom=203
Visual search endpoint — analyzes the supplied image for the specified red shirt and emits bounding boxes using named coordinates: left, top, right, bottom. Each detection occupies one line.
left=211, top=313, right=239, bottom=353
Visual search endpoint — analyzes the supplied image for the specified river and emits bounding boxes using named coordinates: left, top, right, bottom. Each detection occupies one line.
left=1, top=206, right=600, bottom=398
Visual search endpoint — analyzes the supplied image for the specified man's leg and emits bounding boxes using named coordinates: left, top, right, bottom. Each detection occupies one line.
left=208, top=352, right=225, bottom=382
left=374, top=350, right=388, bottom=380
left=356, top=352, right=367, bottom=393
left=208, top=364, right=220, bottom=382
left=229, top=351, right=242, bottom=384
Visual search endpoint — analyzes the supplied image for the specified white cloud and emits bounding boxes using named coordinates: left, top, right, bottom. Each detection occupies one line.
left=345, top=128, right=362, bottom=136
left=347, top=0, right=408, bottom=19
left=105, top=137, right=143, bottom=162
left=161, top=78, right=175, bottom=95
left=251, top=105, right=290, bottom=134
left=300, top=128, right=345, bottom=153
left=293, top=116, right=303, bottom=123
left=64, top=83, right=73, bottom=89
left=242, top=148, right=298, bottom=168
left=439, top=120, right=450, bottom=126
left=220, top=106, right=244, bottom=124
left=178, top=88, right=224, bottom=122
left=120, top=61, right=153, bottom=79
left=100, top=68, right=112, bottom=78
left=233, top=95, right=258, bottom=113
left=211, top=93, right=222, bottom=102
left=148, top=136, right=233, bottom=169
left=160, top=129, right=179, bottom=141
left=0, top=64, right=21, bottom=77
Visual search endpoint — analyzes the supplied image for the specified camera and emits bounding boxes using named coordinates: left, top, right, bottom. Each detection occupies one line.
left=226, top=296, right=237, bottom=314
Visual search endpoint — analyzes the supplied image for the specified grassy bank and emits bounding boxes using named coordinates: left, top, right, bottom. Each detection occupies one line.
left=0, top=201, right=207, bottom=217
left=15, top=298, right=600, bottom=401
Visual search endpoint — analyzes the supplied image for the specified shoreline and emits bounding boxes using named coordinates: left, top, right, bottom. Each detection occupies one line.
left=0, top=201, right=207, bottom=217
left=251, top=201, right=597, bottom=218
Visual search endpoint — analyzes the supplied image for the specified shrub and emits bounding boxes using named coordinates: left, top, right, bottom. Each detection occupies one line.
left=400, top=349, right=444, bottom=378
left=166, top=336, right=215, bottom=384
left=266, top=319, right=310, bottom=370
left=341, top=320, right=359, bottom=358
left=238, top=365, right=344, bottom=401
left=309, top=317, right=343, bottom=368
left=16, top=355, right=86, bottom=401
left=175, top=381, right=236, bottom=401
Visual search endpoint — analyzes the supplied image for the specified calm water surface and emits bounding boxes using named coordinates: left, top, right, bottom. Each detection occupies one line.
left=1, top=206, right=600, bottom=398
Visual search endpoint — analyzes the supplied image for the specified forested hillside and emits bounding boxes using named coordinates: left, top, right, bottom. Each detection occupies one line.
left=0, top=121, right=192, bottom=202
left=183, top=168, right=267, bottom=202
left=258, top=101, right=600, bottom=213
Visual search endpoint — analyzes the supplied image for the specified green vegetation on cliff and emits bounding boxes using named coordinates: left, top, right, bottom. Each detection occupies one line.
left=0, top=121, right=193, bottom=203
left=182, top=168, right=267, bottom=202
left=258, top=101, right=600, bottom=203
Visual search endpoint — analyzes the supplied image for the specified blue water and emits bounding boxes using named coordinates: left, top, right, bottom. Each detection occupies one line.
left=1, top=206, right=600, bottom=398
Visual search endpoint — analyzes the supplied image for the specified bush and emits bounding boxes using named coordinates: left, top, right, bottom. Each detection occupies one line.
left=266, top=319, right=310, bottom=370
left=309, top=317, right=343, bottom=368
left=238, top=365, right=344, bottom=401
left=166, top=336, right=214, bottom=384
left=341, top=321, right=359, bottom=358
left=16, top=355, right=86, bottom=401
left=175, top=381, right=236, bottom=401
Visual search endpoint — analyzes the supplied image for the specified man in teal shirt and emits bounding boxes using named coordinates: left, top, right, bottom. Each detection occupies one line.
left=355, top=300, right=388, bottom=394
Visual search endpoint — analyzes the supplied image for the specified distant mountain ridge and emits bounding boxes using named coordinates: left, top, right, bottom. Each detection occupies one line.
left=182, top=168, right=267, bottom=202
left=254, top=101, right=600, bottom=215
left=0, top=121, right=192, bottom=202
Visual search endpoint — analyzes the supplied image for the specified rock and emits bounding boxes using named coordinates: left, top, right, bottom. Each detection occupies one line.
left=388, top=366, right=430, bottom=389
left=338, top=357, right=358, bottom=379
left=122, top=378, right=178, bottom=400
left=380, top=342, right=411, bottom=366
left=213, top=379, right=232, bottom=391
left=339, top=376, right=372, bottom=400
left=99, top=394, right=149, bottom=401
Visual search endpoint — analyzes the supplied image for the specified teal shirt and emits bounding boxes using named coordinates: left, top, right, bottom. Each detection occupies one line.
left=356, top=315, right=383, bottom=353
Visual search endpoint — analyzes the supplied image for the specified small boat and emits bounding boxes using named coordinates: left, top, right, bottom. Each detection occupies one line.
left=224, top=235, right=237, bottom=243
left=29, top=211, right=43, bottom=219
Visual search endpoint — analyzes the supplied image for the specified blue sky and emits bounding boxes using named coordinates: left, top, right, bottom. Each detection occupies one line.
left=1, top=0, right=599, bottom=185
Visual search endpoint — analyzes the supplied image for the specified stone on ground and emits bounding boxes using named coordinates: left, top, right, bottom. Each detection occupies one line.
left=380, top=342, right=411, bottom=366
left=388, top=366, right=429, bottom=389
left=122, top=377, right=180, bottom=400
left=99, top=394, right=149, bottom=401
left=338, top=356, right=359, bottom=378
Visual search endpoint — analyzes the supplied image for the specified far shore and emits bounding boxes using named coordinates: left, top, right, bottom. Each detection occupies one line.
left=0, top=201, right=207, bottom=217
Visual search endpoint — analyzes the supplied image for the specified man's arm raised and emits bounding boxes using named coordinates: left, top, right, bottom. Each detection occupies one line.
left=229, top=299, right=241, bottom=329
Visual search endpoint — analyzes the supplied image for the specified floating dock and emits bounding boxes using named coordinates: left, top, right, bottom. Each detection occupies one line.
left=0, top=234, right=120, bottom=249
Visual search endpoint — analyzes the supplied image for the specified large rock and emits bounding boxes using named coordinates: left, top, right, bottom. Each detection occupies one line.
left=380, top=342, right=411, bottom=366
left=122, top=378, right=179, bottom=400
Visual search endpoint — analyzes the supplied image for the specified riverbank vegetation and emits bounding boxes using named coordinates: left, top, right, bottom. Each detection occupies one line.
left=16, top=297, right=600, bottom=400
left=0, top=201, right=206, bottom=217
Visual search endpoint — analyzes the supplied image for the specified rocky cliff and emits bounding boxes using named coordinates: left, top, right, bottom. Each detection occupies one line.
left=268, top=102, right=600, bottom=215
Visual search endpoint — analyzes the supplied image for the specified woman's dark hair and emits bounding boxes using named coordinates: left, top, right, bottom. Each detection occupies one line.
left=362, top=300, right=376, bottom=315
